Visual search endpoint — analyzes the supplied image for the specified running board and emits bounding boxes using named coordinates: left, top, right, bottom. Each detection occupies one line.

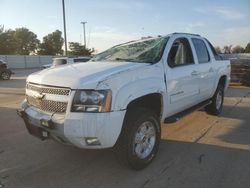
left=164, top=100, right=212, bottom=123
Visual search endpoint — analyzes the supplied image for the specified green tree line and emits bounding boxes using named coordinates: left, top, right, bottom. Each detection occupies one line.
left=0, top=26, right=94, bottom=56
left=1, top=25, right=249, bottom=55
left=214, top=44, right=250, bottom=54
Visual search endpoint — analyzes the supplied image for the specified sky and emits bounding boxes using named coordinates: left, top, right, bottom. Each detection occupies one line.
left=0, top=0, right=250, bottom=52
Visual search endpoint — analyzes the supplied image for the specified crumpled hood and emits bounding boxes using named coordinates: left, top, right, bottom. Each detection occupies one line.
left=27, top=61, right=148, bottom=89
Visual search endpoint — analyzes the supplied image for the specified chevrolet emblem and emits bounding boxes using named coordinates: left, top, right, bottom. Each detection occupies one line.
left=33, top=92, right=45, bottom=100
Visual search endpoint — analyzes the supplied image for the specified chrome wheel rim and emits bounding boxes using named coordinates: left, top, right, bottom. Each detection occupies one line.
left=2, top=72, right=10, bottom=80
left=216, top=90, right=223, bottom=110
left=134, top=121, right=156, bottom=159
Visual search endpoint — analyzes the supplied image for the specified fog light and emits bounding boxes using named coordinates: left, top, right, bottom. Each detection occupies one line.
left=85, top=137, right=101, bottom=146
left=40, top=119, right=54, bottom=129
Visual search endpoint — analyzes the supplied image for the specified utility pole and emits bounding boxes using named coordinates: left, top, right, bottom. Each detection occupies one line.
left=62, top=0, right=68, bottom=56
left=80, top=21, right=87, bottom=48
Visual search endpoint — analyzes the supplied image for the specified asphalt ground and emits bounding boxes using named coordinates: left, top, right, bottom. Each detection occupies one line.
left=0, top=69, right=250, bottom=188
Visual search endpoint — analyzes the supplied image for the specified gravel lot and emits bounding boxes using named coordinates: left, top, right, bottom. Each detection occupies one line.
left=0, top=69, right=250, bottom=188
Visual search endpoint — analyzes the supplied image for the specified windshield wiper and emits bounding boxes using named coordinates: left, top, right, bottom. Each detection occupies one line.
left=115, top=58, right=153, bottom=64
left=115, top=58, right=137, bottom=62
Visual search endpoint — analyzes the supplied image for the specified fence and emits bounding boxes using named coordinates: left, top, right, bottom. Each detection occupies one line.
left=230, top=59, right=250, bottom=86
left=0, top=55, right=54, bottom=69
left=220, top=53, right=250, bottom=86
left=1, top=53, right=250, bottom=69
left=221, top=53, right=250, bottom=60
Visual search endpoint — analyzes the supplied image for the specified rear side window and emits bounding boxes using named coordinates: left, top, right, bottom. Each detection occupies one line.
left=192, top=38, right=210, bottom=63
left=167, top=38, right=194, bottom=67
left=205, top=39, right=223, bottom=60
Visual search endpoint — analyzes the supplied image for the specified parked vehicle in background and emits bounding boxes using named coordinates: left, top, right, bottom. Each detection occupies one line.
left=42, top=56, right=91, bottom=69
left=0, top=60, right=13, bottom=80
left=18, top=33, right=230, bottom=170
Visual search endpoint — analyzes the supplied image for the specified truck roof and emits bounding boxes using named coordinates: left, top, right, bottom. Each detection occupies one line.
left=170, top=32, right=201, bottom=37
left=108, top=33, right=204, bottom=51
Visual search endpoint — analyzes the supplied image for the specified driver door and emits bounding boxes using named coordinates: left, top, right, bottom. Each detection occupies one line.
left=165, top=37, right=200, bottom=116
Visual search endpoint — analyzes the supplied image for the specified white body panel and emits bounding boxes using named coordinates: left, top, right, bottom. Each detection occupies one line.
left=21, top=33, right=231, bottom=149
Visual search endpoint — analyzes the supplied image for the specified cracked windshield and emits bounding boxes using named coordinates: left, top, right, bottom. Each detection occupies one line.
left=92, top=37, right=169, bottom=63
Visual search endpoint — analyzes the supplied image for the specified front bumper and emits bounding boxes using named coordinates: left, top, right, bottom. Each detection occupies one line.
left=18, top=101, right=126, bottom=149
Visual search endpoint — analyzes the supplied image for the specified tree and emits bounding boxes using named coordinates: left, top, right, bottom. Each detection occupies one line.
left=223, top=45, right=233, bottom=54
left=214, top=46, right=222, bottom=54
left=232, top=45, right=245, bottom=53
left=0, top=27, right=39, bottom=55
left=0, top=25, right=4, bottom=33
left=68, top=42, right=94, bottom=56
left=38, top=30, right=64, bottom=55
left=245, top=43, right=250, bottom=53
left=0, top=29, right=16, bottom=54
left=14, top=27, right=40, bottom=55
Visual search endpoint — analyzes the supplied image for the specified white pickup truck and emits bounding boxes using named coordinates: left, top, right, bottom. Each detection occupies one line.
left=18, top=33, right=230, bottom=169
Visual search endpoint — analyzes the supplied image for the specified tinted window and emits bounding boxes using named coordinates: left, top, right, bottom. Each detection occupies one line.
left=205, top=39, right=223, bottom=60
left=53, top=59, right=67, bottom=66
left=192, top=38, right=210, bottom=63
left=167, top=38, right=194, bottom=67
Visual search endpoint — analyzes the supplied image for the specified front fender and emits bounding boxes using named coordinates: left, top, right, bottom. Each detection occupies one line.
left=113, top=77, right=166, bottom=111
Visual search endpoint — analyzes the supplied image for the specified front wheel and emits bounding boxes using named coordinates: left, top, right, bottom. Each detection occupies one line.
left=205, top=85, right=224, bottom=115
left=114, top=108, right=161, bottom=170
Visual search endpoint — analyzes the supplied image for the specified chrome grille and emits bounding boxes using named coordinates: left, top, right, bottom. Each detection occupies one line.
left=26, top=96, right=67, bottom=113
left=26, top=83, right=70, bottom=96
left=26, top=83, right=70, bottom=113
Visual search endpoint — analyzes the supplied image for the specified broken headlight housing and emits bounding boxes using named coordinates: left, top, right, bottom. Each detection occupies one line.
left=71, top=90, right=112, bottom=112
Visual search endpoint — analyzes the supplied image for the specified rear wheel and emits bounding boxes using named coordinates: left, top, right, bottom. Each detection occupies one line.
left=205, top=84, right=224, bottom=115
left=1, top=71, right=11, bottom=80
left=114, top=108, right=161, bottom=170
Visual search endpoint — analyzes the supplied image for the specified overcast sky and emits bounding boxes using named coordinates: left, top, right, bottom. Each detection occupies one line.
left=0, top=0, right=250, bottom=52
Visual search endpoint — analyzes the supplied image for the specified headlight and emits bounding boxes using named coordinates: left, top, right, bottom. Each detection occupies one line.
left=71, top=90, right=112, bottom=112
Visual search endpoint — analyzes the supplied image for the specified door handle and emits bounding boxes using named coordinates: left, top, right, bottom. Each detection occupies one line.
left=191, top=71, right=199, bottom=76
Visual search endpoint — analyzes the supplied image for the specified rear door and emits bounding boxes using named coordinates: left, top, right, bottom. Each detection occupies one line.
left=164, top=37, right=200, bottom=115
left=191, top=38, right=216, bottom=100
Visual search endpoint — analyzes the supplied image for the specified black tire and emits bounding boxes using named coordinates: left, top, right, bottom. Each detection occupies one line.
left=205, top=84, right=224, bottom=115
left=114, top=108, right=161, bottom=170
left=1, top=71, right=11, bottom=80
